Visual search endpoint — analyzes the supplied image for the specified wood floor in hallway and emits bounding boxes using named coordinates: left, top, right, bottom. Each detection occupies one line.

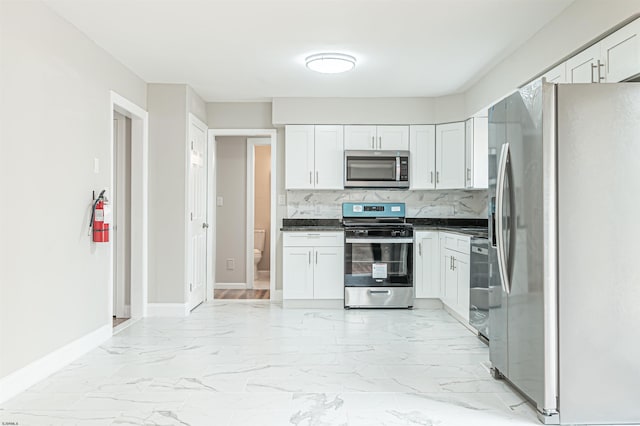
left=214, top=289, right=270, bottom=299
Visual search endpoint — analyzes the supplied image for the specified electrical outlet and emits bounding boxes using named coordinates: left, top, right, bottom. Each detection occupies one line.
left=217, top=196, right=224, bottom=207
left=226, top=258, right=235, bottom=270
left=278, top=194, right=286, bottom=206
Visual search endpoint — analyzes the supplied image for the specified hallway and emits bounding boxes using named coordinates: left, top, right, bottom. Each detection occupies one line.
left=0, top=303, right=537, bottom=425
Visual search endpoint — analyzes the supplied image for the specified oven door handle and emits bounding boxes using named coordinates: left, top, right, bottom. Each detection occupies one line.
left=369, top=290, right=391, bottom=295
left=345, top=238, right=413, bottom=244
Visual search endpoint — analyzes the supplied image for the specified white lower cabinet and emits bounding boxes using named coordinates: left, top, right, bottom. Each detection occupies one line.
left=414, top=231, right=440, bottom=298
left=283, top=232, right=344, bottom=300
left=440, top=232, right=470, bottom=322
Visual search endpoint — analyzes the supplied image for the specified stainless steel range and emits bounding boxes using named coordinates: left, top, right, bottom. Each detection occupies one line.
left=343, top=202, right=413, bottom=308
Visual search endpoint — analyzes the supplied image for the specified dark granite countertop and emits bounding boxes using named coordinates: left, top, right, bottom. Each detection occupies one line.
left=281, top=218, right=487, bottom=237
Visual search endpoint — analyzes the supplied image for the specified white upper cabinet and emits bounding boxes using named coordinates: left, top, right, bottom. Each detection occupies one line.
left=542, top=62, right=567, bottom=83
left=600, top=17, right=640, bottom=83
left=285, top=125, right=343, bottom=190
left=567, top=44, right=601, bottom=83
left=344, top=125, right=377, bottom=150
left=465, top=117, right=488, bottom=189
left=314, top=125, right=344, bottom=190
left=376, top=126, right=410, bottom=151
left=285, top=125, right=315, bottom=189
left=344, top=125, right=409, bottom=151
left=409, top=125, right=436, bottom=190
left=565, top=18, right=640, bottom=84
left=435, top=122, right=466, bottom=189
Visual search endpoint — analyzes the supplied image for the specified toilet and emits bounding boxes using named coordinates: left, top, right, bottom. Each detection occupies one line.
left=253, top=229, right=266, bottom=279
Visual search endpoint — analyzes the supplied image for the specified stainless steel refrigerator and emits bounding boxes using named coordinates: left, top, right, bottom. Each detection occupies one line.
left=488, top=80, right=640, bottom=425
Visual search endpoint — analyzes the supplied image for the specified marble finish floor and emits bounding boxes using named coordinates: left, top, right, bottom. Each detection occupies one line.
left=0, top=301, right=540, bottom=425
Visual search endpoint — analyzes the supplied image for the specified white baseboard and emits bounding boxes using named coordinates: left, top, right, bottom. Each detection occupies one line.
left=442, top=303, right=477, bottom=335
left=413, top=298, right=444, bottom=309
left=215, top=282, right=247, bottom=289
left=146, top=303, right=190, bottom=317
left=283, top=299, right=343, bottom=309
left=0, top=323, right=111, bottom=404
left=270, top=289, right=283, bottom=301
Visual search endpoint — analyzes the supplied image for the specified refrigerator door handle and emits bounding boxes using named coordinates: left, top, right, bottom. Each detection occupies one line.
left=496, top=142, right=511, bottom=295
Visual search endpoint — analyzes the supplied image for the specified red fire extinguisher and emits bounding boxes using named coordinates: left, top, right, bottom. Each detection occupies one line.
left=90, top=190, right=110, bottom=243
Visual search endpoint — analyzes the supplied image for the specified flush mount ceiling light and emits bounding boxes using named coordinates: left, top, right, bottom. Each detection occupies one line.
left=305, top=53, right=356, bottom=74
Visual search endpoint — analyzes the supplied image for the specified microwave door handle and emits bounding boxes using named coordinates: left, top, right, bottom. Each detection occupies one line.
left=396, top=157, right=401, bottom=181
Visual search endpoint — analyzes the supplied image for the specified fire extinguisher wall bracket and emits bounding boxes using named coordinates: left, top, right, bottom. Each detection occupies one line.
left=91, top=190, right=110, bottom=243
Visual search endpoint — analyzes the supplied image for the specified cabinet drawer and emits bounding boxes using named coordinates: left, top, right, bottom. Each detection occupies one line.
left=441, top=232, right=470, bottom=254
left=283, top=231, right=344, bottom=247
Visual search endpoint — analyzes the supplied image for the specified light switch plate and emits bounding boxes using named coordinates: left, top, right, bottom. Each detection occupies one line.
left=217, top=196, right=224, bottom=207
left=278, top=194, right=286, bottom=206
left=226, top=258, right=235, bottom=270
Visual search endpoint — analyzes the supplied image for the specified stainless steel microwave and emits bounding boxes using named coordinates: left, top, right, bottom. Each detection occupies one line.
left=344, top=150, right=410, bottom=188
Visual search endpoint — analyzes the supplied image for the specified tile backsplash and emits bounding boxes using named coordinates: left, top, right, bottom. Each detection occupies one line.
left=286, top=189, right=488, bottom=219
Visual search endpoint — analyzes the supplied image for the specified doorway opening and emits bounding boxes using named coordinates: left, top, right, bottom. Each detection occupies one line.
left=210, top=129, right=277, bottom=301
left=112, top=111, right=132, bottom=328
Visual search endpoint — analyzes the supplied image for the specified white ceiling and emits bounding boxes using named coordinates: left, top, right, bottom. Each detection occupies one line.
left=43, top=0, right=574, bottom=101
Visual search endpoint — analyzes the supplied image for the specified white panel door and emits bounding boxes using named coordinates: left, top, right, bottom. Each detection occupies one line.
left=436, top=122, right=465, bottom=189
left=344, top=125, right=377, bottom=150
left=285, top=125, right=314, bottom=189
left=314, top=125, right=344, bottom=189
left=188, top=116, right=208, bottom=311
left=601, top=18, right=640, bottom=82
left=313, top=246, right=344, bottom=299
left=542, top=62, right=567, bottom=83
left=414, top=231, right=440, bottom=298
left=283, top=247, right=314, bottom=299
left=409, top=125, right=436, bottom=190
left=377, top=125, right=409, bottom=151
left=567, top=44, right=600, bottom=83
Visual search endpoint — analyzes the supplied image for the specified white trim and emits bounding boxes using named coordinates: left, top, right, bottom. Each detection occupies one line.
left=211, top=129, right=278, bottom=300
left=271, top=289, right=283, bottom=301
left=246, top=137, right=271, bottom=290
left=146, top=303, right=191, bottom=317
left=282, top=299, right=343, bottom=309
left=215, top=282, right=248, bottom=289
left=413, top=298, right=444, bottom=309
left=0, top=324, right=111, bottom=404
left=442, top=303, right=477, bottom=334
left=109, top=91, right=148, bottom=322
left=207, top=130, right=216, bottom=300
left=112, top=317, right=138, bottom=335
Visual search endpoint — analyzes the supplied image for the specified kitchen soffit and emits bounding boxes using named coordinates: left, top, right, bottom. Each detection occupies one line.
left=43, top=0, right=574, bottom=101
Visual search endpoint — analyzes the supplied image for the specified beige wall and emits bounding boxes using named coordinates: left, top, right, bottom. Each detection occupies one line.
left=0, top=0, right=146, bottom=379
left=254, top=145, right=271, bottom=271
left=215, top=137, right=247, bottom=283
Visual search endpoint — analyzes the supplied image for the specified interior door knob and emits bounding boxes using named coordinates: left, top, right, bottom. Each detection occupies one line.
left=202, top=223, right=209, bottom=229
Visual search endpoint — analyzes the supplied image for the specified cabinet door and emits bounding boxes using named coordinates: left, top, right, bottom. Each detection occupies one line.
left=314, top=125, right=344, bottom=189
left=313, top=246, right=344, bottom=299
left=435, top=122, right=466, bottom=189
left=285, top=125, right=314, bottom=189
left=283, top=247, right=314, bottom=299
left=542, top=62, right=567, bottom=83
left=454, top=254, right=470, bottom=322
left=344, top=125, right=377, bottom=150
left=471, top=116, right=488, bottom=189
left=601, top=18, right=640, bottom=83
left=414, top=231, right=440, bottom=298
left=442, top=249, right=458, bottom=308
left=377, top=125, right=409, bottom=151
left=566, top=44, right=600, bottom=83
left=409, top=125, right=436, bottom=190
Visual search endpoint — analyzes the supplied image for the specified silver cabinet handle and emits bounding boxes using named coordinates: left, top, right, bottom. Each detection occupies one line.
left=452, top=256, right=456, bottom=271
left=467, top=168, right=471, bottom=181
left=430, top=171, right=434, bottom=183
left=418, top=242, right=422, bottom=256
left=597, top=60, right=605, bottom=82
left=378, top=136, right=382, bottom=150
left=436, top=171, right=440, bottom=184
left=591, top=62, right=597, bottom=83
left=309, top=171, right=312, bottom=184
left=316, top=171, right=319, bottom=184
left=308, top=251, right=311, bottom=265
left=315, top=251, right=318, bottom=264
left=371, top=136, right=375, bottom=149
